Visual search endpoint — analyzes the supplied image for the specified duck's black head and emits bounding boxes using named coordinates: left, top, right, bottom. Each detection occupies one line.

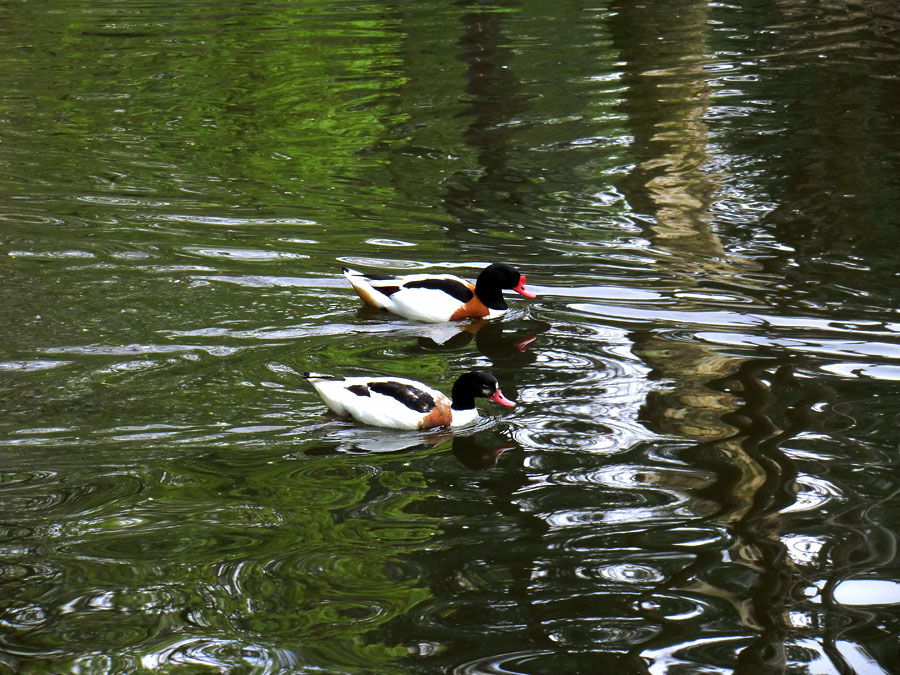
left=450, top=370, right=516, bottom=410
left=475, top=263, right=536, bottom=309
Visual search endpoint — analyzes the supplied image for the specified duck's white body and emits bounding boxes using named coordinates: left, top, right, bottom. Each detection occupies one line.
left=343, top=270, right=500, bottom=323
left=342, top=263, right=535, bottom=323
left=305, top=374, right=474, bottom=430
left=303, top=371, right=514, bottom=430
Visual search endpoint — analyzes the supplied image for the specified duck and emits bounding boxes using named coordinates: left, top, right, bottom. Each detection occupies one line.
left=303, top=370, right=515, bottom=430
left=342, top=262, right=536, bottom=323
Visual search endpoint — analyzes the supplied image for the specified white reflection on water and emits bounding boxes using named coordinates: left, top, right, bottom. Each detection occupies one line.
left=44, top=343, right=241, bottom=357
left=182, top=246, right=310, bottom=262
left=779, top=475, right=843, bottom=514
left=781, top=534, right=825, bottom=565
left=0, top=360, right=71, bottom=371
left=806, top=578, right=900, bottom=606
left=697, top=332, right=900, bottom=363
left=821, top=362, right=900, bottom=380
left=835, top=640, right=893, bottom=675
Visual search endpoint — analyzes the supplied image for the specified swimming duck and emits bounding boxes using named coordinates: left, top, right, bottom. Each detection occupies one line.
left=303, top=370, right=515, bottom=430
left=342, top=263, right=536, bottom=323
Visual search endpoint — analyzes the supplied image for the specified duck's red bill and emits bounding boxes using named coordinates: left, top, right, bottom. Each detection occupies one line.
left=514, top=276, right=537, bottom=298
left=514, top=335, right=536, bottom=352
left=490, top=389, right=516, bottom=407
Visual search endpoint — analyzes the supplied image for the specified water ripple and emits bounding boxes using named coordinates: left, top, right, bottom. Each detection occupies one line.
left=781, top=475, right=844, bottom=514
left=0, top=470, right=144, bottom=523
left=452, top=650, right=555, bottom=675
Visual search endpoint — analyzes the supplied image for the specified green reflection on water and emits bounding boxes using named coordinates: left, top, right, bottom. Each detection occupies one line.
left=1, top=445, right=441, bottom=672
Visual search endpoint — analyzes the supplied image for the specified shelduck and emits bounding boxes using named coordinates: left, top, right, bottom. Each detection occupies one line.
left=303, top=370, right=515, bottom=430
left=342, top=263, right=536, bottom=323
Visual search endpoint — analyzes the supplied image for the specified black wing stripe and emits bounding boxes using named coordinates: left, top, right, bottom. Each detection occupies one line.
left=346, top=384, right=370, bottom=397
left=369, top=381, right=435, bottom=413
left=403, top=279, right=473, bottom=303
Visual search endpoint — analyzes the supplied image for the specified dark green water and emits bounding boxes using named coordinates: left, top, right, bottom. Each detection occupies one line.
left=2, top=0, right=900, bottom=673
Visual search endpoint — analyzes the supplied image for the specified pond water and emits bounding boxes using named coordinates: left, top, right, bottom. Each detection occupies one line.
left=2, top=0, right=900, bottom=673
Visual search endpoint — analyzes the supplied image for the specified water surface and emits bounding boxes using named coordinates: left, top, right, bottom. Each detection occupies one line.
left=2, top=0, right=900, bottom=673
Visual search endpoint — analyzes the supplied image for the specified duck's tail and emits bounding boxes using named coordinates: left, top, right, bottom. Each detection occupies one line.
left=301, top=371, right=345, bottom=381
left=342, top=268, right=390, bottom=309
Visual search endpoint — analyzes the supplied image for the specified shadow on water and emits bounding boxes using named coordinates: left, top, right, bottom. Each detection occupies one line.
left=443, top=0, right=533, bottom=227
left=637, top=344, right=900, bottom=672
left=634, top=340, right=820, bottom=672
left=609, top=0, right=721, bottom=260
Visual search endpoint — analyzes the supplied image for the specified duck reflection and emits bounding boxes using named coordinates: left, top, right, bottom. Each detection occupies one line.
left=451, top=431, right=517, bottom=470
left=355, top=305, right=547, bottom=359
left=414, top=317, right=549, bottom=362
left=302, top=419, right=517, bottom=470
left=302, top=424, right=453, bottom=456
